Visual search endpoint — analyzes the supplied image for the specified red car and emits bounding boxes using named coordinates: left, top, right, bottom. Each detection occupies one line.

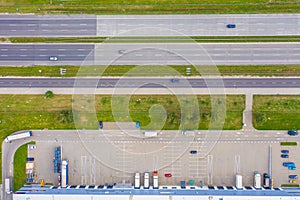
left=165, top=173, right=172, bottom=178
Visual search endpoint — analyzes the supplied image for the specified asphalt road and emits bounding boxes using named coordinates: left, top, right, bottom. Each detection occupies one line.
left=0, top=15, right=97, bottom=37
left=1, top=77, right=300, bottom=88
left=1, top=14, right=300, bottom=37
left=1, top=43, right=300, bottom=66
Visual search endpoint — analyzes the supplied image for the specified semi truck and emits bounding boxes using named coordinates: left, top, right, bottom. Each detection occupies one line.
left=5, top=131, right=32, bottom=143
left=134, top=172, right=140, bottom=189
left=254, top=171, right=261, bottom=189
left=153, top=171, right=159, bottom=189
left=144, top=172, right=150, bottom=189
left=5, top=178, right=12, bottom=194
left=144, top=131, right=157, bottom=137
left=61, top=160, right=68, bottom=188
left=236, top=174, right=243, bottom=190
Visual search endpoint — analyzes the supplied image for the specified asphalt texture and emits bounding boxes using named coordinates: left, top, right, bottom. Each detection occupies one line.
left=0, top=15, right=97, bottom=37
left=0, top=77, right=300, bottom=88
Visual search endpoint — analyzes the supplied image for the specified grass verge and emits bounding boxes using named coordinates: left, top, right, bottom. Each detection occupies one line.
left=0, top=1, right=300, bottom=14
left=253, top=95, right=300, bottom=130
left=13, top=143, right=28, bottom=191
left=281, top=184, right=299, bottom=188
left=1, top=65, right=300, bottom=77
left=5, top=36, right=300, bottom=43
left=280, top=142, right=297, bottom=146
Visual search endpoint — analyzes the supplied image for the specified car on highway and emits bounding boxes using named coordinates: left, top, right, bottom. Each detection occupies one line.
left=49, top=56, right=58, bottom=61
left=289, top=175, right=298, bottom=179
left=288, top=130, right=298, bottom=136
left=118, top=50, right=125, bottom=54
left=171, top=78, right=179, bottom=83
left=281, top=150, right=289, bottom=154
left=165, top=173, right=172, bottom=178
left=190, top=150, right=197, bottom=154
left=281, top=154, right=289, bottom=158
left=99, top=121, right=103, bottom=129
left=226, top=24, right=236, bottom=28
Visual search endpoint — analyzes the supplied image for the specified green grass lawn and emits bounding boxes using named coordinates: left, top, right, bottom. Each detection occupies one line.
left=13, top=143, right=28, bottom=191
left=1, top=65, right=300, bottom=77
left=253, top=95, right=300, bottom=130
left=0, top=0, right=299, bottom=14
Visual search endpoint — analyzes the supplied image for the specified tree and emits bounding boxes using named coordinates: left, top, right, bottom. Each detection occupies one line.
left=45, top=90, right=54, bottom=98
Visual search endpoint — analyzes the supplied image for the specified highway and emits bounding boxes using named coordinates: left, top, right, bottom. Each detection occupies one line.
left=0, top=14, right=300, bottom=37
left=0, top=15, right=97, bottom=37
left=1, top=77, right=300, bottom=88
left=1, top=43, right=300, bottom=65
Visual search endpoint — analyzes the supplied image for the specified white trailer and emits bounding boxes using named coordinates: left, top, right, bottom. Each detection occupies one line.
left=134, top=173, right=140, bottom=189
left=144, top=172, right=150, bottom=189
left=61, top=160, right=68, bottom=188
left=254, top=171, right=262, bottom=189
left=153, top=171, right=159, bottom=189
left=5, top=131, right=32, bottom=143
left=144, top=132, right=157, bottom=137
left=236, top=174, right=243, bottom=190
left=5, top=178, right=12, bottom=194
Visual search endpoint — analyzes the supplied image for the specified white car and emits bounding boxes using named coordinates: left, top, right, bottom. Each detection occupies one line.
left=49, top=56, right=58, bottom=61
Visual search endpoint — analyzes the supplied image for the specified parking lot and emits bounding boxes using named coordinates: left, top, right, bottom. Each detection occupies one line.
left=32, top=128, right=299, bottom=188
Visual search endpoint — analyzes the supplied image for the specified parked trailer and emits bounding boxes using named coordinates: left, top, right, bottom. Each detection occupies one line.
left=144, top=172, right=150, bottom=189
left=61, top=160, right=68, bottom=188
left=5, top=178, right=12, bottom=194
left=254, top=171, right=262, bottom=189
left=5, top=131, right=32, bottom=143
left=236, top=174, right=243, bottom=190
left=153, top=171, right=159, bottom=189
left=134, top=173, right=140, bottom=189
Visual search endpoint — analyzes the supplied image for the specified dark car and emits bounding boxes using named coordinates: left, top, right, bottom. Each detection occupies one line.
left=171, top=78, right=179, bottom=83
left=288, top=130, right=298, bottom=136
left=190, top=150, right=197, bottom=154
left=281, top=150, right=289, bottom=154
left=281, top=154, right=289, bottom=158
left=226, top=24, right=236, bottom=28
left=289, top=175, right=298, bottom=179
left=99, top=121, right=103, bottom=129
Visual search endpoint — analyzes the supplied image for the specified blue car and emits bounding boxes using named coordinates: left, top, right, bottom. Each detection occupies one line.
left=136, top=121, right=140, bottom=128
left=226, top=24, right=236, bottom=28
left=99, top=121, right=103, bottom=129
left=190, top=150, right=197, bottom=154
left=289, top=175, right=298, bottom=179
left=281, top=150, right=289, bottom=154
left=281, top=154, right=289, bottom=158
left=288, top=130, right=298, bottom=136
left=288, top=166, right=297, bottom=170
left=171, top=78, right=179, bottom=83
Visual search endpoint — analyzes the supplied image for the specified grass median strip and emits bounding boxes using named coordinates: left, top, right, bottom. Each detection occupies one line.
left=0, top=1, right=300, bottom=14
left=1, top=65, right=300, bottom=77
left=253, top=95, right=300, bottom=130
left=5, top=36, right=300, bottom=43
left=280, top=142, right=297, bottom=146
